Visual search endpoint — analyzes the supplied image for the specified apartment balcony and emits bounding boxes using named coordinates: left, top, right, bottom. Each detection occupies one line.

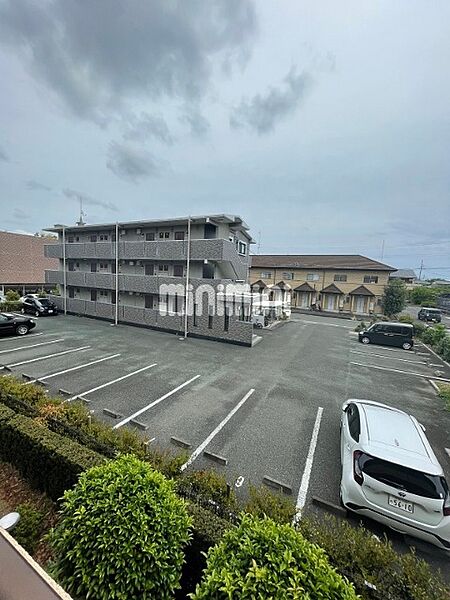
left=44, top=239, right=237, bottom=262
left=45, top=270, right=233, bottom=294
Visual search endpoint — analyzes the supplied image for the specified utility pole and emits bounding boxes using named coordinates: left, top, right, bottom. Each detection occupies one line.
left=380, top=239, right=385, bottom=260
left=419, top=259, right=424, bottom=281
left=257, top=231, right=261, bottom=254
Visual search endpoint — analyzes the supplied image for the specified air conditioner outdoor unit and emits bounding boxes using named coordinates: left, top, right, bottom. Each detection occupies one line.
left=129, top=261, right=135, bottom=266
left=120, top=230, right=126, bottom=236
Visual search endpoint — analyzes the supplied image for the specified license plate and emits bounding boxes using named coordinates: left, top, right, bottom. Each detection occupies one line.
left=388, top=495, right=414, bottom=513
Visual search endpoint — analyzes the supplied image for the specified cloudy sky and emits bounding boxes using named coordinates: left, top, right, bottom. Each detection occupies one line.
left=1, top=0, right=449, bottom=278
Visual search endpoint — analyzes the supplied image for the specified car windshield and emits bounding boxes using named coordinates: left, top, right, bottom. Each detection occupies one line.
left=37, top=298, right=51, bottom=306
left=359, top=453, right=447, bottom=499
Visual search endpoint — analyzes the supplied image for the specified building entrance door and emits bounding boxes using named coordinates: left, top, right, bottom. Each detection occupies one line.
left=325, top=294, right=335, bottom=311
left=355, top=296, right=365, bottom=313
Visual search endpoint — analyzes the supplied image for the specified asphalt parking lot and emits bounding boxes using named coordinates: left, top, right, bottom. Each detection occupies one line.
left=1, top=310, right=450, bottom=571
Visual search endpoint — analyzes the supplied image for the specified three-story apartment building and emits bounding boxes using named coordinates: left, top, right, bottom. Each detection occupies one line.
left=250, top=255, right=396, bottom=316
left=44, top=214, right=254, bottom=346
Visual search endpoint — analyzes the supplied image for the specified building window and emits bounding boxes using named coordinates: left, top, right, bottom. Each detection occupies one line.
left=173, top=264, right=184, bottom=277
left=145, top=263, right=154, bottom=276
left=99, top=234, right=108, bottom=241
left=158, top=264, right=169, bottom=272
left=75, top=236, right=80, bottom=242
left=224, top=311, right=230, bottom=332
left=208, top=314, right=213, bottom=329
left=237, top=241, right=247, bottom=255
left=306, top=273, right=320, bottom=281
left=282, top=272, right=294, bottom=280
left=145, top=232, right=155, bottom=241
left=68, top=262, right=75, bottom=272
left=90, top=235, right=97, bottom=242
left=334, top=274, right=347, bottom=282
left=175, top=231, right=185, bottom=240
left=260, top=271, right=272, bottom=279
left=99, top=262, right=107, bottom=270
left=159, top=231, right=170, bottom=239
left=68, top=235, right=74, bottom=243
left=144, top=295, right=153, bottom=309
left=193, top=303, right=198, bottom=326
left=99, top=290, right=108, bottom=297
left=364, top=275, right=379, bottom=284
left=75, top=262, right=80, bottom=269
left=90, top=289, right=97, bottom=302
left=111, top=292, right=116, bottom=304
left=68, top=287, right=74, bottom=298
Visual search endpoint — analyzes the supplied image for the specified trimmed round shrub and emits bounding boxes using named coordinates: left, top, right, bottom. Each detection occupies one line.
left=49, top=454, right=192, bottom=600
left=191, top=514, right=358, bottom=599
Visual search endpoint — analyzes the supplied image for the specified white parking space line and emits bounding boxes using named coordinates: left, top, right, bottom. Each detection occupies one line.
left=180, top=388, right=255, bottom=471
left=24, top=353, right=121, bottom=384
left=0, top=332, right=44, bottom=342
left=293, top=406, right=323, bottom=523
left=350, top=361, right=450, bottom=382
left=68, top=363, right=158, bottom=403
left=7, top=346, right=91, bottom=368
left=114, top=375, right=201, bottom=430
left=350, top=350, right=426, bottom=365
left=0, top=338, right=64, bottom=355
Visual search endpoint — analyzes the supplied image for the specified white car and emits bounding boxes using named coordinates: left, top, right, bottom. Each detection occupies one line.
left=19, top=293, right=40, bottom=303
left=340, top=399, right=450, bottom=550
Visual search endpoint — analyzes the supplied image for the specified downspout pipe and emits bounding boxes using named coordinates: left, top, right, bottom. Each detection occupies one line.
left=184, top=216, right=191, bottom=338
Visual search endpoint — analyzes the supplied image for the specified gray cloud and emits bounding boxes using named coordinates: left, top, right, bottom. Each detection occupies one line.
left=0, top=146, right=9, bottom=161
left=63, top=188, right=118, bottom=212
left=0, top=0, right=257, bottom=124
left=13, top=207, right=29, bottom=220
left=180, top=109, right=210, bottom=138
left=26, top=179, right=52, bottom=191
left=230, top=68, right=313, bottom=134
left=123, top=113, right=174, bottom=145
left=106, top=141, right=165, bottom=183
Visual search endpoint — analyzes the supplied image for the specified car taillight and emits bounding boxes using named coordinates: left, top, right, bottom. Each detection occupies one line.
left=353, top=450, right=364, bottom=485
left=444, top=493, right=450, bottom=517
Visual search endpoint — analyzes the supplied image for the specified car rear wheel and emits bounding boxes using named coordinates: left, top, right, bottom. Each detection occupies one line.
left=361, top=336, right=370, bottom=344
left=15, top=324, right=29, bottom=336
left=402, top=341, right=412, bottom=350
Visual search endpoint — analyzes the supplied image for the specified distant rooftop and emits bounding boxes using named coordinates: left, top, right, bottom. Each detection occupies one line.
left=390, top=269, right=416, bottom=279
left=45, top=214, right=252, bottom=237
left=250, top=254, right=395, bottom=272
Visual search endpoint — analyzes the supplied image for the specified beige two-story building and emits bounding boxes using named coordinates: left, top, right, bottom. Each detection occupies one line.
left=250, top=255, right=396, bottom=316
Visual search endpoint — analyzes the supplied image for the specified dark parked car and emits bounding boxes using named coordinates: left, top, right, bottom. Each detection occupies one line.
left=358, top=322, right=414, bottom=350
left=418, top=307, right=442, bottom=323
left=0, top=313, right=36, bottom=336
left=21, top=297, right=58, bottom=317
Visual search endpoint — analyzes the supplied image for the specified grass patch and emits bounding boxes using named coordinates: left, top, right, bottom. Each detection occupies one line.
left=437, top=383, right=450, bottom=411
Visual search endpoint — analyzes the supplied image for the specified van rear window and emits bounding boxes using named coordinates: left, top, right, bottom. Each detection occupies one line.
left=359, top=454, right=447, bottom=499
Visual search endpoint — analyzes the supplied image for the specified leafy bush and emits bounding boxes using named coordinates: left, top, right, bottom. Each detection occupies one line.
left=0, top=301, right=23, bottom=312
left=37, top=291, right=47, bottom=298
left=437, top=383, right=450, bottom=411
left=408, top=286, right=440, bottom=307
left=0, top=402, right=104, bottom=500
left=12, top=502, right=45, bottom=554
left=298, top=514, right=450, bottom=600
left=435, top=334, right=450, bottom=362
left=421, top=324, right=448, bottom=346
left=398, top=314, right=414, bottom=324
left=5, top=289, right=20, bottom=302
left=0, top=376, right=47, bottom=407
left=49, top=454, right=192, bottom=600
left=178, top=469, right=238, bottom=511
left=354, top=321, right=367, bottom=332
left=191, top=514, right=357, bottom=599
left=412, top=321, right=427, bottom=337
left=244, top=484, right=296, bottom=524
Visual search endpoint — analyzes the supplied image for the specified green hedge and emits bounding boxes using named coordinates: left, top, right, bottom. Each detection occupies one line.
left=298, top=515, right=450, bottom=600
left=0, top=301, right=23, bottom=312
left=0, top=403, right=104, bottom=500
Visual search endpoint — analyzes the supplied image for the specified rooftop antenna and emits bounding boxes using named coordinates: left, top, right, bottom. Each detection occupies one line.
left=76, top=198, right=86, bottom=226
left=257, top=230, right=261, bottom=254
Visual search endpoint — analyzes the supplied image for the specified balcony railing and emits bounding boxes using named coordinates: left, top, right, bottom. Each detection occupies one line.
left=45, top=239, right=236, bottom=261
left=45, top=271, right=233, bottom=294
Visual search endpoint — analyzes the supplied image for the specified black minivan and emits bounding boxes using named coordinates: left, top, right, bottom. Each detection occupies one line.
left=21, top=297, right=58, bottom=317
left=358, top=322, right=414, bottom=350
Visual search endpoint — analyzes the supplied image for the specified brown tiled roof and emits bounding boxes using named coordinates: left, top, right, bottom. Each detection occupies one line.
left=294, top=282, right=315, bottom=292
left=349, top=285, right=375, bottom=297
left=0, top=231, right=58, bottom=285
left=273, top=281, right=291, bottom=290
left=321, top=283, right=343, bottom=294
left=250, top=254, right=395, bottom=271
left=250, top=279, right=268, bottom=289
